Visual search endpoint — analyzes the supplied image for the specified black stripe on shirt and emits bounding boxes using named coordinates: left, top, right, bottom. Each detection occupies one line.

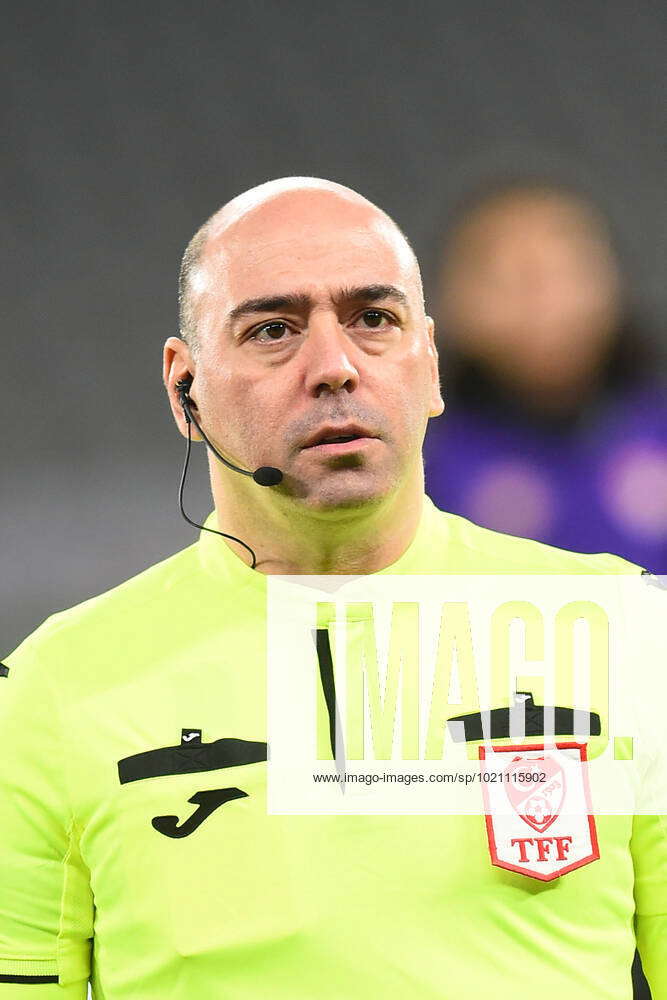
left=118, top=737, right=267, bottom=785
left=0, top=974, right=59, bottom=983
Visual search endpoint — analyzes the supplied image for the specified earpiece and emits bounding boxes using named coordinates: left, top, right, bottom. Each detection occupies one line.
left=175, top=375, right=195, bottom=421
left=172, top=370, right=284, bottom=570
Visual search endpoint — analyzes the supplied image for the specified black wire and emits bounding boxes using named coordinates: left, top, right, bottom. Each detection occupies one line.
left=183, top=397, right=254, bottom=479
left=178, top=419, right=258, bottom=570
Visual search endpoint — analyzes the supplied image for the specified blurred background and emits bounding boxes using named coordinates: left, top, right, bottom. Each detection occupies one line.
left=3, top=2, right=665, bottom=996
left=423, top=176, right=666, bottom=570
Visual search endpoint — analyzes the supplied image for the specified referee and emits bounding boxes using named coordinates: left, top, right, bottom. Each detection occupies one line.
left=1, top=177, right=665, bottom=998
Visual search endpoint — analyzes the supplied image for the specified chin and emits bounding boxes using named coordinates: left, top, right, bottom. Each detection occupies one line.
left=298, top=476, right=395, bottom=515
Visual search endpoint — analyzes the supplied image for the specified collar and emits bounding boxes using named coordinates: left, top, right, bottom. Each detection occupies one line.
left=196, top=493, right=448, bottom=596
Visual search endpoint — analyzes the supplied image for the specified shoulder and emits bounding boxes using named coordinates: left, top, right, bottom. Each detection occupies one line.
left=4, top=540, right=202, bottom=694
left=430, top=503, right=645, bottom=576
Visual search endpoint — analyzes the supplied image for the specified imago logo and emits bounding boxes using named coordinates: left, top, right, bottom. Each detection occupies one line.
left=479, top=743, right=599, bottom=882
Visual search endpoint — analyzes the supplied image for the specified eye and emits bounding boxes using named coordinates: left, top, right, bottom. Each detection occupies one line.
left=250, top=321, right=292, bottom=344
left=357, top=309, right=390, bottom=329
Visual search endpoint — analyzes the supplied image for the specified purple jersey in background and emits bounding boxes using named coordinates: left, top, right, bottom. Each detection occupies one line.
left=424, top=379, right=667, bottom=574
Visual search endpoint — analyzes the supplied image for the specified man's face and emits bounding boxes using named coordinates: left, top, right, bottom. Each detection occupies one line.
left=184, top=191, right=443, bottom=512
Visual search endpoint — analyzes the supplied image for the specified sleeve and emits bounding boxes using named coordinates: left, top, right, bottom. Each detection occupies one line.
left=0, top=629, right=93, bottom=998
left=632, top=813, right=667, bottom=998
left=631, top=575, right=667, bottom=996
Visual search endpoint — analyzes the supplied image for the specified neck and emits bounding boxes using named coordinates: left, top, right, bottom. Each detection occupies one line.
left=210, top=465, right=426, bottom=576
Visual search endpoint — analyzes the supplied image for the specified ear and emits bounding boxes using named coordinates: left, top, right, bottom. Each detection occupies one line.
left=162, top=337, right=202, bottom=441
left=425, top=317, right=445, bottom=418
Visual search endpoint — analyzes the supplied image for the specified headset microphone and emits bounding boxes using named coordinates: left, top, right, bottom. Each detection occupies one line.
left=174, top=375, right=284, bottom=569
left=175, top=377, right=283, bottom=487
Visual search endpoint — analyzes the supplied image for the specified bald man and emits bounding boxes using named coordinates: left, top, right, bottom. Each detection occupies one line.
left=1, top=178, right=665, bottom=1000
left=164, top=176, right=443, bottom=573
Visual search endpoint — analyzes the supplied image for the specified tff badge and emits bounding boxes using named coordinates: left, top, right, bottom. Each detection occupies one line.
left=479, top=743, right=599, bottom=881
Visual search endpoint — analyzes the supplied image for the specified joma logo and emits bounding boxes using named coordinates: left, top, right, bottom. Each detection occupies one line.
left=152, top=787, right=248, bottom=838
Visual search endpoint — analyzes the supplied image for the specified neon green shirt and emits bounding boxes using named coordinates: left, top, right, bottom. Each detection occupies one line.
left=1, top=495, right=665, bottom=998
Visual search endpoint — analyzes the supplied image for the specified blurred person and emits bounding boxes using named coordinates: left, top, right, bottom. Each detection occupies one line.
left=0, top=177, right=665, bottom=1000
left=424, top=179, right=667, bottom=572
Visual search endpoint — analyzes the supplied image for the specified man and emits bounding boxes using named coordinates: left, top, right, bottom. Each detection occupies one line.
left=1, top=177, right=664, bottom=999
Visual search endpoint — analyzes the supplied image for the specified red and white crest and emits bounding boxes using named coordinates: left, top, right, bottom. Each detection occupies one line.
left=503, top=753, right=565, bottom=833
left=479, top=743, right=599, bottom=882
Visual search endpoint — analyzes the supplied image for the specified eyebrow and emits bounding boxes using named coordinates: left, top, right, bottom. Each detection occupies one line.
left=227, top=284, right=409, bottom=324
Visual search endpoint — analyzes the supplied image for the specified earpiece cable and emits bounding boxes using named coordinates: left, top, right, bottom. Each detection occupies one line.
left=178, top=419, right=258, bottom=570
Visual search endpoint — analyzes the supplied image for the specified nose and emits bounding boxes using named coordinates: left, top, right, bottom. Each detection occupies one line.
left=303, top=313, right=360, bottom=398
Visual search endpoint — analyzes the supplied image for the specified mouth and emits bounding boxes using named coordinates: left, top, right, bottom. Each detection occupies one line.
left=303, top=437, right=377, bottom=455
left=300, top=425, right=378, bottom=453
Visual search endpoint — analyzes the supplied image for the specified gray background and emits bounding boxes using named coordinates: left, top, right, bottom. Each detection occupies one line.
left=3, top=0, right=666, bottom=652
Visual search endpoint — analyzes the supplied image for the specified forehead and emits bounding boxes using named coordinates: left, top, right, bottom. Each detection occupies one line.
left=198, top=202, right=418, bottom=316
